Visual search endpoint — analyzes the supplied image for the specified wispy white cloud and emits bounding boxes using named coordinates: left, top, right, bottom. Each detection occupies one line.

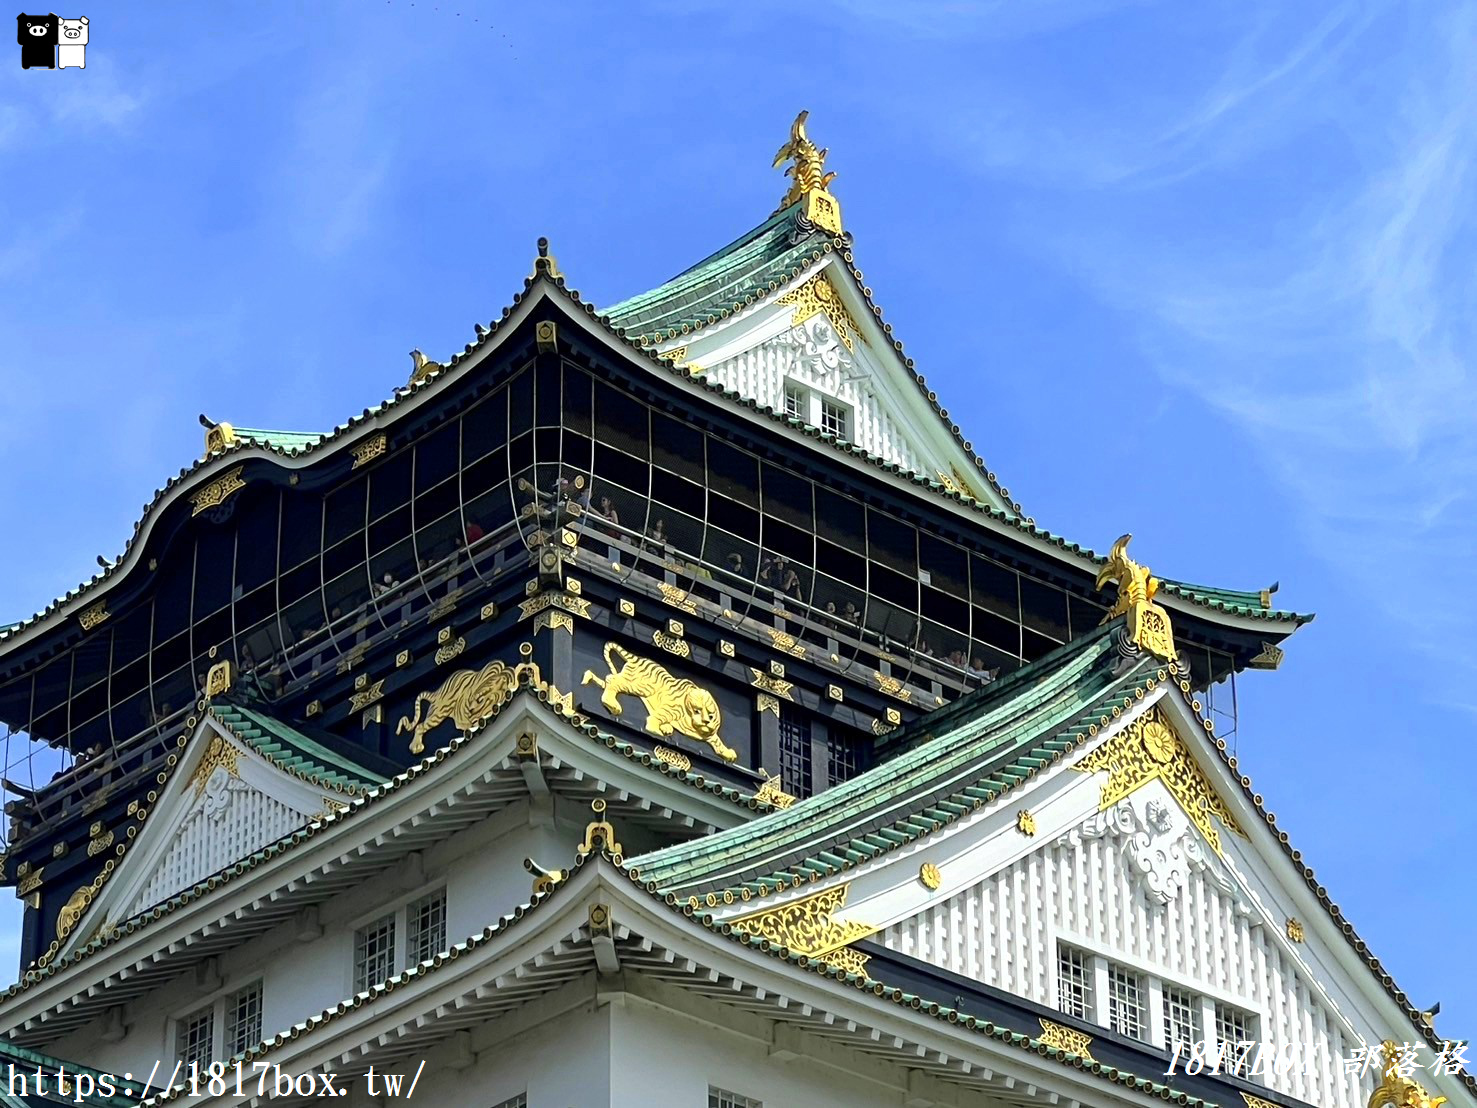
left=272, top=62, right=395, bottom=257
left=1024, top=4, right=1477, bottom=705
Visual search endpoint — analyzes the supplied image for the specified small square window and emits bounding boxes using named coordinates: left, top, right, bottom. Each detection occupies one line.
left=1057, top=945, right=1093, bottom=1020
left=224, top=981, right=263, bottom=1057
left=820, top=399, right=848, bottom=439
left=1163, top=984, right=1202, bottom=1051
left=354, top=912, right=397, bottom=992
left=1107, top=963, right=1146, bottom=1041
left=1214, top=1002, right=1256, bottom=1076
left=176, top=1004, right=214, bottom=1069
left=783, top=385, right=805, bottom=420
left=407, top=889, right=447, bottom=965
left=709, top=1087, right=762, bottom=1108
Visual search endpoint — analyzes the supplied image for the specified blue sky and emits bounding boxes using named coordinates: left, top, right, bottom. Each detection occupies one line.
left=2, top=0, right=1473, bottom=1044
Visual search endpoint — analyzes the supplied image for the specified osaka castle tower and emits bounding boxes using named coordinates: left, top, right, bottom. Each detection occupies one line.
left=0, top=113, right=1466, bottom=1108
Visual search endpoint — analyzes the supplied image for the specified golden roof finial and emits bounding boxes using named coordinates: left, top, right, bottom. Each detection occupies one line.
left=199, top=413, right=236, bottom=457
left=408, top=348, right=444, bottom=386
left=772, top=110, right=843, bottom=235
left=1095, top=534, right=1178, bottom=662
left=1370, top=1040, right=1448, bottom=1108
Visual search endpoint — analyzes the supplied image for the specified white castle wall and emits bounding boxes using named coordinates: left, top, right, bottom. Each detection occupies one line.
left=881, top=818, right=1364, bottom=1108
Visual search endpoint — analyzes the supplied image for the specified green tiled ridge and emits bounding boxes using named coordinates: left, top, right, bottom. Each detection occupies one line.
left=602, top=203, right=827, bottom=337
left=630, top=621, right=1153, bottom=895
left=1159, top=577, right=1304, bottom=622
left=209, top=702, right=383, bottom=792
left=232, top=427, right=326, bottom=453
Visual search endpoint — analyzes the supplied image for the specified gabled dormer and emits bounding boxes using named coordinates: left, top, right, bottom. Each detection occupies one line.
left=54, top=695, right=386, bottom=963
left=602, top=112, right=1015, bottom=516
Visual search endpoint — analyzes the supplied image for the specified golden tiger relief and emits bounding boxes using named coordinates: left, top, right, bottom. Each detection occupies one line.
left=397, top=659, right=518, bottom=754
left=581, top=643, right=737, bottom=762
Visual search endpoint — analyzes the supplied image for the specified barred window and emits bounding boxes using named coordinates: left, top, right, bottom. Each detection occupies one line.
left=1162, top=984, right=1202, bottom=1052
left=778, top=711, right=812, bottom=799
left=1214, top=1002, right=1256, bottom=1076
left=709, top=1087, right=762, bottom=1108
left=355, top=912, right=397, bottom=992
left=407, top=888, right=447, bottom=965
left=1056, top=945, right=1093, bottom=1019
left=820, top=399, right=848, bottom=439
left=783, top=385, right=805, bottom=421
left=491, top=1096, right=527, bottom=1108
left=826, top=730, right=859, bottom=787
left=176, top=1004, right=214, bottom=1069
left=1107, top=963, right=1146, bottom=1041
left=224, top=981, right=263, bottom=1057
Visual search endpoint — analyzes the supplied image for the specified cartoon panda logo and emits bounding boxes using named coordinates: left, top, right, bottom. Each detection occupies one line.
left=16, top=13, right=58, bottom=70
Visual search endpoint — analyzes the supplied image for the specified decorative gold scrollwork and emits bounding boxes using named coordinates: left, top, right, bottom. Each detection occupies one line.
left=54, top=884, right=94, bottom=945
left=752, top=769, right=797, bottom=809
left=396, top=660, right=520, bottom=755
left=1371, top=1041, right=1448, bottom=1108
left=1075, top=705, right=1244, bottom=856
left=728, top=883, right=876, bottom=971
left=351, top=433, right=387, bottom=468
left=651, top=745, right=692, bottom=773
left=190, top=737, right=240, bottom=796
left=1095, top=534, right=1178, bottom=662
left=777, top=273, right=862, bottom=351
left=658, top=583, right=697, bottom=615
left=190, top=466, right=246, bottom=517
left=765, top=628, right=806, bottom=658
left=582, top=643, right=736, bottom=762
left=349, top=679, right=385, bottom=713
left=749, top=668, right=795, bottom=701
left=1038, top=1019, right=1095, bottom=1062
left=78, top=601, right=110, bottom=632
left=874, top=671, right=913, bottom=703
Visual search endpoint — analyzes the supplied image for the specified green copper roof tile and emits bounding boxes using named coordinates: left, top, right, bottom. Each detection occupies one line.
left=629, top=620, right=1160, bottom=897
left=209, top=701, right=384, bottom=793
left=232, top=427, right=327, bottom=453
left=601, top=204, right=830, bottom=339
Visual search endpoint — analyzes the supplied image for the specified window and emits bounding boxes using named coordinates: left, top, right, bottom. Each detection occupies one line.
left=176, top=1005, right=214, bottom=1070
left=778, top=711, right=812, bottom=799
left=174, top=980, right=262, bottom=1067
left=354, top=888, right=448, bottom=991
left=709, top=1088, right=762, bottom=1108
left=820, top=399, right=848, bottom=439
left=1163, top=984, right=1202, bottom=1051
left=1214, top=1002, right=1256, bottom=1077
left=224, top=981, right=263, bottom=1057
left=491, top=1096, right=527, bottom=1108
left=1056, top=940, right=1261, bottom=1073
left=1057, top=945, right=1093, bottom=1019
left=783, top=384, right=805, bottom=420
left=1107, top=963, right=1146, bottom=1041
left=355, top=912, right=397, bottom=992
left=407, top=889, right=447, bottom=965
left=826, top=731, right=859, bottom=787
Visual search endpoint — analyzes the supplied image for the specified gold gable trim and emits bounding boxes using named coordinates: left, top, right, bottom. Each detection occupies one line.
left=1075, top=704, right=1245, bottom=856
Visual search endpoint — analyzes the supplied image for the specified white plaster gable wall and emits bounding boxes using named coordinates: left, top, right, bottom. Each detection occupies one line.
left=66, top=719, right=348, bottom=958
left=125, top=780, right=304, bottom=921
left=665, top=257, right=998, bottom=505
left=43, top=801, right=614, bottom=1079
